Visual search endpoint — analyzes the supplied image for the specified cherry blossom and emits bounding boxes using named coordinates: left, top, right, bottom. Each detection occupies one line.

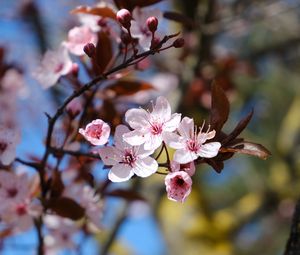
left=0, top=126, right=20, bottom=165
left=44, top=215, right=79, bottom=254
left=0, top=171, right=31, bottom=207
left=99, top=125, right=158, bottom=182
left=164, top=117, right=221, bottom=164
left=165, top=170, right=192, bottom=203
left=33, top=46, right=73, bottom=89
left=130, top=7, right=163, bottom=49
left=123, top=96, right=181, bottom=151
left=1, top=69, right=27, bottom=97
left=0, top=200, right=42, bottom=233
left=63, top=26, right=97, bottom=56
left=64, top=183, right=103, bottom=229
left=79, top=119, right=111, bottom=146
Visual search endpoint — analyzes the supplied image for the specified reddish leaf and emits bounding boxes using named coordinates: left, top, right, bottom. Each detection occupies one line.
left=220, top=142, right=271, bottom=160
left=46, top=197, right=85, bottom=220
left=222, top=110, right=254, bottom=145
left=205, top=159, right=224, bottom=173
left=209, top=82, right=230, bottom=134
left=163, top=11, right=195, bottom=29
left=71, top=6, right=117, bottom=20
left=104, top=189, right=146, bottom=201
left=92, top=31, right=113, bottom=75
left=99, top=100, right=122, bottom=128
left=105, top=80, right=154, bottom=97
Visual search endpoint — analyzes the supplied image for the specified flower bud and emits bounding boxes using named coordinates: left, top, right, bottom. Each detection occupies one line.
left=146, top=17, right=158, bottom=33
left=83, top=43, right=96, bottom=58
left=66, top=98, right=82, bottom=118
left=150, top=37, right=160, bottom=50
left=116, top=9, right=132, bottom=29
left=71, top=63, right=79, bottom=77
left=173, top=38, right=185, bottom=48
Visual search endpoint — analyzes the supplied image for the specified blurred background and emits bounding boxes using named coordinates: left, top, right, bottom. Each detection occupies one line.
left=1, top=0, right=300, bottom=254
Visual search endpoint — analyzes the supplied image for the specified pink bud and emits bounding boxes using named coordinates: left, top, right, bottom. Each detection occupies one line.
left=66, top=98, right=82, bottom=118
left=173, top=38, right=185, bottom=48
left=83, top=43, right=96, bottom=58
left=116, top=9, right=132, bottom=29
left=71, top=63, right=79, bottom=77
left=146, top=17, right=158, bottom=33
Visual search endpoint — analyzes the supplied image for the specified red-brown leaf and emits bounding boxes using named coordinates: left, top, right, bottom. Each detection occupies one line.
left=50, top=171, right=65, bottom=198
left=46, top=197, right=85, bottom=220
left=106, top=80, right=154, bottom=97
left=92, top=31, right=113, bottom=74
left=220, top=142, right=271, bottom=160
left=209, top=82, right=230, bottom=133
left=222, top=110, right=254, bottom=145
left=71, top=6, right=117, bottom=20
left=104, top=189, right=146, bottom=201
left=113, top=0, right=164, bottom=11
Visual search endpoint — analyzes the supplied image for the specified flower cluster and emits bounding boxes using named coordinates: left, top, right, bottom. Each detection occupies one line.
left=80, top=96, right=221, bottom=202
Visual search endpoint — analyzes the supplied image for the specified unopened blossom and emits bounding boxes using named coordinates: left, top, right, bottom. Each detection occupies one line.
left=66, top=98, right=82, bottom=118
left=170, top=160, right=196, bottom=177
left=99, top=125, right=158, bottom=182
left=164, top=117, right=221, bottom=164
left=130, top=7, right=163, bottom=49
left=123, top=96, right=181, bottom=151
left=0, top=126, right=20, bottom=165
left=165, top=170, right=192, bottom=203
left=33, top=46, right=73, bottom=89
left=63, top=26, right=97, bottom=56
left=79, top=119, right=110, bottom=146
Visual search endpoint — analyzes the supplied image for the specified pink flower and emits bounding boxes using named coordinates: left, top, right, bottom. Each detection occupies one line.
left=79, top=119, right=110, bottom=146
left=165, top=171, right=192, bottom=202
left=130, top=7, right=162, bottom=49
left=33, top=46, right=73, bottom=89
left=64, top=183, right=103, bottom=229
left=63, top=26, right=97, bottom=56
left=164, top=117, right=221, bottom=164
left=170, top=160, right=196, bottom=177
left=99, top=125, right=158, bottom=182
left=123, top=96, right=181, bottom=151
left=0, top=126, right=20, bottom=165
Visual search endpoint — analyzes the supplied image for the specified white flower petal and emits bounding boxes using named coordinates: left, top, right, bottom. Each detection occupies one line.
left=99, top=146, right=120, bottom=165
left=163, top=132, right=185, bottom=149
left=198, top=130, right=216, bottom=144
left=152, top=96, right=171, bottom=120
left=178, top=117, right=194, bottom=139
left=144, top=134, right=162, bottom=151
left=174, top=148, right=198, bottom=164
left=125, top=108, right=150, bottom=130
left=164, top=113, right=181, bottom=132
left=133, top=157, right=158, bottom=178
left=115, top=125, right=131, bottom=148
left=123, top=129, right=147, bottom=146
left=108, top=164, right=134, bottom=182
left=198, top=142, right=221, bottom=158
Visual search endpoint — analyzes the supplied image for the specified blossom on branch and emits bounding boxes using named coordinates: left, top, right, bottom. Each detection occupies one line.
left=63, top=26, right=97, bottom=56
left=123, top=96, right=181, bottom=151
left=0, top=126, right=20, bottom=165
left=165, top=170, right=192, bottom=203
left=33, top=46, right=73, bottom=89
left=164, top=117, right=221, bottom=164
left=79, top=119, right=110, bottom=146
left=99, top=125, right=158, bottom=182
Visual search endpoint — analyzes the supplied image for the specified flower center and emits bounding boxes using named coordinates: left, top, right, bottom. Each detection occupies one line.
left=16, top=204, right=27, bottom=216
left=186, top=139, right=200, bottom=153
left=122, top=149, right=136, bottom=167
left=0, top=142, right=7, bottom=153
left=7, top=187, right=18, bottom=198
left=54, top=63, right=64, bottom=73
left=150, top=122, right=163, bottom=135
left=175, top=176, right=185, bottom=186
left=87, top=124, right=103, bottom=139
